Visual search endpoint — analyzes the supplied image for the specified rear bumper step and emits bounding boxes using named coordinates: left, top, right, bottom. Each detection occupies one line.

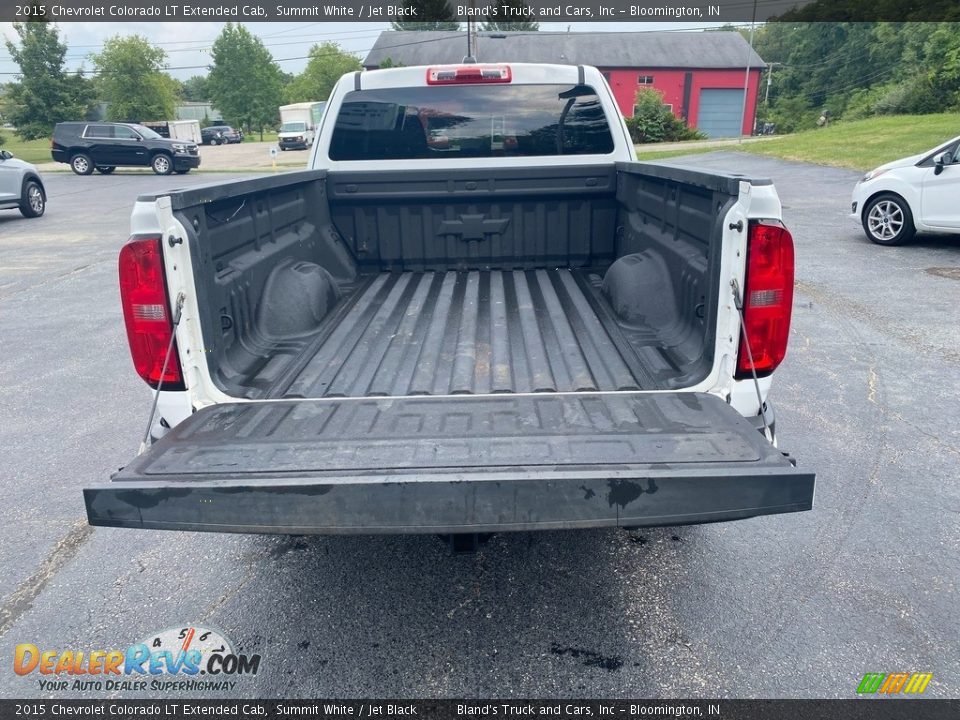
left=86, top=468, right=813, bottom=535
left=86, top=393, right=815, bottom=535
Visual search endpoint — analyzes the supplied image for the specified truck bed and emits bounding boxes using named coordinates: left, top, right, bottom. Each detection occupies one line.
left=165, top=165, right=739, bottom=401
left=271, top=268, right=668, bottom=399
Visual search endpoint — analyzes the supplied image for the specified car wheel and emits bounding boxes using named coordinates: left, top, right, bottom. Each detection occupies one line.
left=96, top=166, right=116, bottom=174
left=175, top=169, right=190, bottom=175
left=863, top=193, right=916, bottom=246
left=151, top=154, right=173, bottom=175
left=210, top=138, right=220, bottom=146
left=19, top=179, right=46, bottom=218
left=70, top=153, right=94, bottom=175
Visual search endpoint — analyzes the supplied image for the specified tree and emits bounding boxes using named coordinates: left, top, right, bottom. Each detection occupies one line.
left=181, top=75, right=211, bottom=102
left=4, top=20, right=92, bottom=139
left=751, top=21, right=960, bottom=126
left=207, top=23, right=283, bottom=139
left=480, top=0, right=539, bottom=31
left=391, top=0, right=460, bottom=29
left=92, top=35, right=177, bottom=121
left=625, top=88, right=704, bottom=144
left=284, top=43, right=362, bottom=103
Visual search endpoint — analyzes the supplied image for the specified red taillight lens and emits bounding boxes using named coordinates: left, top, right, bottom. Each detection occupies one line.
left=426, top=65, right=512, bottom=85
left=118, top=235, right=184, bottom=390
left=736, top=220, right=795, bottom=379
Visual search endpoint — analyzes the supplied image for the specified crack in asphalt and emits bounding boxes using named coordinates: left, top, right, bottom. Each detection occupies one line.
left=0, top=520, right=94, bottom=638
left=795, top=279, right=960, bottom=366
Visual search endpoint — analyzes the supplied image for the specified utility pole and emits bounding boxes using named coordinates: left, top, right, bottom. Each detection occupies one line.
left=738, top=1, right=758, bottom=143
left=764, top=62, right=782, bottom=105
left=465, top=1, right=478, bottom=62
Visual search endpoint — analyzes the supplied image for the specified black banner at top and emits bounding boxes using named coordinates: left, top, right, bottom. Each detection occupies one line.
left=1, top=0, right=958, bottom=22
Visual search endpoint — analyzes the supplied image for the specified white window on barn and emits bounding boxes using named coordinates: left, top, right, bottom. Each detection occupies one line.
left=638, top=75, right=655, bottom=85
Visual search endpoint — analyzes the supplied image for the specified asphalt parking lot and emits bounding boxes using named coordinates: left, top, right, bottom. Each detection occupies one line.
left=1, top=154, right=958, bottom=698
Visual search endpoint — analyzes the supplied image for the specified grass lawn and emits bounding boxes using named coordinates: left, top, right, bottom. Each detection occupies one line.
left=742, top=114, right=959, bottom=171
left=0, top=136, right=52, bottom=164
left=634, top=146, right=722, bottom=162
left=243, top=130, right=279, bottom=144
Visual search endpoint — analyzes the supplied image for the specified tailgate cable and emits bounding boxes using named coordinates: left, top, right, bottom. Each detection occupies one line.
left=138, top=292, right=185, bottom=455
left=730, top=279, right=774, bottom=444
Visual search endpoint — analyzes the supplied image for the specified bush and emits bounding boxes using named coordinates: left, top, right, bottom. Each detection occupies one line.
left=842, top=75, right=944, bottom=120
left=871, top=77, right=940, bottom=116
left=842, top=85, right=888, bottom=121
left=764, top=96, right=817, bottom=134
left=625, top=88, right=706, bottom=144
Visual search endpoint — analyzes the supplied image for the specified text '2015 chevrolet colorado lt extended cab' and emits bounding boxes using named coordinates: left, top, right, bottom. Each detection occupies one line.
left=85, top=64, right=815, bottom=537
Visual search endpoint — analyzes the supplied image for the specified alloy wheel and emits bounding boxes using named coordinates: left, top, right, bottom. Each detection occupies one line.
left=866, top=200, right=904, bottom=242
left=28, top=184, right=44, bottom=213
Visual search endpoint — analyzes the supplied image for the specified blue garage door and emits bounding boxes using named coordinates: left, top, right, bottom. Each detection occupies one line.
left=697, top=89, right=745, bottom=138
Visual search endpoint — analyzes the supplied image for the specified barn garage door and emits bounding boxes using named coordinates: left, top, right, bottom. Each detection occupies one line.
left=697, top=89, right=745, bottom=138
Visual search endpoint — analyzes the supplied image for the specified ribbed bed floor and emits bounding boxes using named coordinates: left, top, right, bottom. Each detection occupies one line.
left=278, top=269, right=657, bottom=398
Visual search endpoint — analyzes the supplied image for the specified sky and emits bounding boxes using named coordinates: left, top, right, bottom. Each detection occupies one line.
left=0, top=21, right=722, bottom=81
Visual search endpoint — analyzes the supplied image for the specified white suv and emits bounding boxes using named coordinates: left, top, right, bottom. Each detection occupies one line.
left=0, top=149, right=46, bottom=218
left=851, top=134, right=960, bottom=245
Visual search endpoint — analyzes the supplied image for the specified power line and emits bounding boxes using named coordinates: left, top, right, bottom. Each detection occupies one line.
left=0, top=32, right=489, bottom=75
left=1, top=23, right=760, bottom=61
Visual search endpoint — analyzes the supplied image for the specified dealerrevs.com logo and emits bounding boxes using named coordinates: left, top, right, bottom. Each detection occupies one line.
left=14, top=626, right=261, bottom=693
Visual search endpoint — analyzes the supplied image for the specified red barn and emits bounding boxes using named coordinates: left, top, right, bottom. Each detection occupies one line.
left=364, top=30, right=765, bottom=138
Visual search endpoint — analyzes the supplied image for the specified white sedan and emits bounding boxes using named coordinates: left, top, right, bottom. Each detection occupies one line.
left=851, top=134, right=960, bottom=245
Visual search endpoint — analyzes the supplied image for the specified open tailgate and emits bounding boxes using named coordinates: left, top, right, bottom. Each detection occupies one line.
left=85, top=393, right=814, bottom=534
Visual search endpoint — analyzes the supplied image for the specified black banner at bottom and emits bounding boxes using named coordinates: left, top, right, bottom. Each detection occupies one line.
left=1, top=700, right=958, bottom=720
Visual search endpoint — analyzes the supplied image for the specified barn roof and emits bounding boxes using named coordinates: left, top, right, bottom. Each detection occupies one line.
left=364, top=30, right=765, bottom=70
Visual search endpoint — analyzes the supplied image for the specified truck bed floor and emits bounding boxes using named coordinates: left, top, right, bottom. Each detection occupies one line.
left=274, top=269, right=663, bottom=398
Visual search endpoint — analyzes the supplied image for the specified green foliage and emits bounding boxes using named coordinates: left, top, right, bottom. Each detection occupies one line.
left=0, top=130, right=6, bottom=146
left=775, top=0, right=960, bottom=22
left=4, top=21, right=92, bottom=140
left=762, top=96, right=816, bottom=134
left=754, top=22, right=960, bottom=128
left=284, top=43, right=362, bottom=103
left=92, top=35, right=177, bottom=122
left=625, top=88, right=705, bottom=144
left=377, top=58, right=404, bottom=69
left=480, top=0, right=539, bottom=30
left=207, top=23, right=283, bottom=134
left=391, top=0, right=460, bottom=29
left=181, top=75, right=210, bottom=102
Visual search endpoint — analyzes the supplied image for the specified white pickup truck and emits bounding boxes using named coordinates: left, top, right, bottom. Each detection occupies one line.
left=85, top=64, right=814, bottom=539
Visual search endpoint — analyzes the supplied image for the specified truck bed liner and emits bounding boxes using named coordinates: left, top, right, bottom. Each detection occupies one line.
left=273, top=268, right=666, bottom=399
left=87, top=393, right=815, bottom=534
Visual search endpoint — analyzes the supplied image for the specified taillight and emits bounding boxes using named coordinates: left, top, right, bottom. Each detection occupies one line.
left=118, top=235, right=184, bottom=390
left=735, top=220, right=795, bottom=379
left=426, top=65, right=512, bottom=85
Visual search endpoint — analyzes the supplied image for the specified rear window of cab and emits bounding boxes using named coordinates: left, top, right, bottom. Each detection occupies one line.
left=329, top=84, right=615, bottom=161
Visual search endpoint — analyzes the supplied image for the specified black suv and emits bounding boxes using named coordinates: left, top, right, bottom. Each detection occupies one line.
left=51, top=122, right=201, bottom=175
left=201, top=125, right=243, bottom=145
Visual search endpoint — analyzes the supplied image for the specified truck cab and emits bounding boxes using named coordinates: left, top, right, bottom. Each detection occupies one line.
left=85, top=64, right=814, bottom=537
